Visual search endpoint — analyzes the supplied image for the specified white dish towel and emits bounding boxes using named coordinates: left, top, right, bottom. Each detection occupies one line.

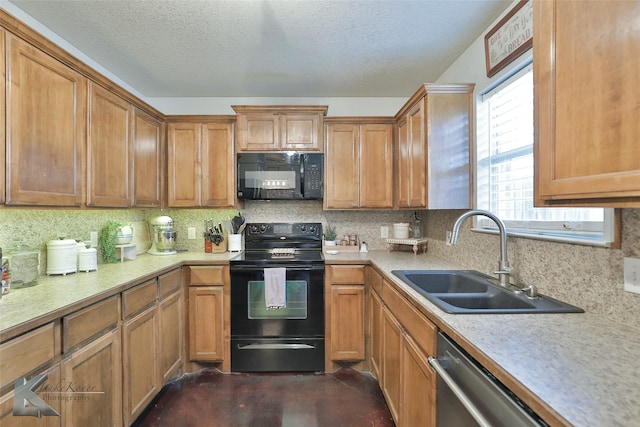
left=264, top=268, right=287, bottom=310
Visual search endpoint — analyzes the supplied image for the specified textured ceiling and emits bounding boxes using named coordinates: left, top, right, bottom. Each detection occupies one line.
left=6, top=0, right=511, bottom=98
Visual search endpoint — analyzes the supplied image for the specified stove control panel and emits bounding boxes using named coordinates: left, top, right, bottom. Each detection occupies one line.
left=246, top=223, right=322, bottom=238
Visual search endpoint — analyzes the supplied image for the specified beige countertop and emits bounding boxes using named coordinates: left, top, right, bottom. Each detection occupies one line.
left=2, top=249, right=639, bottom=426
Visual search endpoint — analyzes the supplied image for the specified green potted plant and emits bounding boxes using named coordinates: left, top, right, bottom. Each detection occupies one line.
left=324, top=224, right=337, bottom=246
left=99, top=220, right=125, bottom=263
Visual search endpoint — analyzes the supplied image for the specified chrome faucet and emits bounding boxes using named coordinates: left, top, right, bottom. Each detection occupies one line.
left=447, top=210, right=513, bottom=287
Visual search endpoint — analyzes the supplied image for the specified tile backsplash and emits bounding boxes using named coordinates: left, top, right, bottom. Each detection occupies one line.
left=2, top=205, right=639, bottom=325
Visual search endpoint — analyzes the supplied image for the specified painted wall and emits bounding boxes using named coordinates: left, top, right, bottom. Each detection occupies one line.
left=432, top=2, right=640, bottom=325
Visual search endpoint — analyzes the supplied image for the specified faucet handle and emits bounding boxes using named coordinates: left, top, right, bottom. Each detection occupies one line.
left=520, top=284, right=538, bottom=299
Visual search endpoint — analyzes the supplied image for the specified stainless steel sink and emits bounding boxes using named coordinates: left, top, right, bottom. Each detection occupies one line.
left=392, top=270, right=584, bottom=314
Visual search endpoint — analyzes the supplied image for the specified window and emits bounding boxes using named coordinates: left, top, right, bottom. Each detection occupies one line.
left=475, top=62, right=615, bottom=246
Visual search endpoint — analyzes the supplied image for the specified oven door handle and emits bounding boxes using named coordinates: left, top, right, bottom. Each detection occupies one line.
left=237, top=343, right=316, bottom=350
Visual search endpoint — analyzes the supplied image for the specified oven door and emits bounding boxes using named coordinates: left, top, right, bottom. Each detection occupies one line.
left=230, top=263, right=325, bottom=372
left=230, top=263, right=324, bottom=338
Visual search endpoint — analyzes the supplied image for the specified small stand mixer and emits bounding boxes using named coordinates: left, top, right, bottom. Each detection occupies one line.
left=148, top=216, right=177, bottom=255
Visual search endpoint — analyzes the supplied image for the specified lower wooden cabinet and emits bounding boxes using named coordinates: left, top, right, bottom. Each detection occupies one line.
left=401, top=333, right=436, bottom=427
left=368, top=284, right=383, bottom=380
left=381, top=305, right=403, bottom=424
left=61, top=329, right=122, bottom=427
left=326, top=265, right=366, bottom=369
left=122, top=306, right=159, bottom=426
left=122, top=269, right=183, bottom=426
left=330, top=285, right=365, bottom=361
left=187, top=265, right=229, bottom=371
left=0, top=362, right=62, bottom=427
left=158, top=269, right=184, bottom=383
left=375, top=277, right=438, bottom=427
left=159, top=290, right=183, bottom=383
left=188, top=286, right=224, bottom=361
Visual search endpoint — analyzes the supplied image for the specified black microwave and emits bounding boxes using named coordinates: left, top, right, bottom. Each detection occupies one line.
left=237, top=152, right=324, bottom=200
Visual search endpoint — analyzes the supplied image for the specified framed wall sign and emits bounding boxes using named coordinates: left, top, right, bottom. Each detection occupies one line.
left=484, top=0, right=533, bottom=77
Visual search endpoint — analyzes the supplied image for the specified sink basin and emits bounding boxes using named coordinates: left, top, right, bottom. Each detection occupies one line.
left=391, top=270, right=584, bottom=314
left=398, top=270, right=489, bottom=293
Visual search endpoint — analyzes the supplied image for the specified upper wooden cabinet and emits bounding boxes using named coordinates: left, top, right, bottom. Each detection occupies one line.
left=5, top=34, right=86, bottom=206
left=202, top=122, right=235, bottom=207
left=534, top=0, right=640, bottom=207
left=87, top=82, right=134, bottom=207
left=133, top=108, right=162, bottom=207
left=233, top=105, right=328, bottom=152
left=166, top=118, right=236, bottom=207
left=324, top=118, right=394, bottom=209
left=394, top=84, right=474, bottom=209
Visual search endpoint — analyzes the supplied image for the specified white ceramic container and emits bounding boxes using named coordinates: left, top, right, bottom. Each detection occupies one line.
left=393, top=223, right=410, bottom=239
left=46, top=239, right=78, bottom=275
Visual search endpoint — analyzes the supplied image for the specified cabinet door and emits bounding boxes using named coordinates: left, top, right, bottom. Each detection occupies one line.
left=324, top=124, right=360, bottom=208
left=281, top=113, right=321, bottom=151
left=122, top=306, right=159, bottom=426
left=188, top=286, right=224, bottom=361
left=360, top=124, right=393, bottom=208
left=133, top=109, right=162, bottom=207
left=159, top=290, right=183, bottom=383
left=87, top=82, right=134, bottom=206
left=381, top=306, right=402, bottom=425
left=61, top=329, right=122, bottom=427
left=396, top=118, right=408, bottom=207
left=6, top=35, right=86, bottom=206
left=401, top=334, right=436, bottom=427
left=330, top=285, right=365, bottom=361
left=397, top=100, right=427, bottom=208
left=535, top=0, right=640, bottom=206
left=167, top=122, right=201, bottom=206
left=236, top=112, right=279, bottom=151
left=407, top=101, right=426, bottom=208
left=0, top=363, right=62, bottom=427
left=202, top=122, right=235, bottom=207
left=368, top=287, right=383, bottom=380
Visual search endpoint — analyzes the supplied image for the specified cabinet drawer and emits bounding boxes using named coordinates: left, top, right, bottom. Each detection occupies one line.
left=328, top=265, right=365, bottom=284
left=159, top=268, right=182, bottom=298
left=383, top=279, right=437, bottom=356
left=123, top=279, right=158, bottom=319
left=189, top=265, right=226, bottom=286
left=0, top=322, right=58, bottom=390
left=63, top=295, right=120, bottom=353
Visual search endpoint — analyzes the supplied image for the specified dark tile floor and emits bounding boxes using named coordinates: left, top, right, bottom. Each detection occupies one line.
left=132, top=368, right=395, bottom=427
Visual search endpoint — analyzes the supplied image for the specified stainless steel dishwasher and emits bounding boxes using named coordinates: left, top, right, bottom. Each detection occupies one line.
left=428, top=333, right=548, bottom=427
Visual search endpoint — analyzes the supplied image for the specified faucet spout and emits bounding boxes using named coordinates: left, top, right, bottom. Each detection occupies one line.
left=448, top=210, right=512, bottom=287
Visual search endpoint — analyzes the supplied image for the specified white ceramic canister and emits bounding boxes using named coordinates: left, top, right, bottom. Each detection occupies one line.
left=393, top=223, right=410, bottom=239
left=46, top=239, right=78, bottom=275
left=78, top=247, right=98, bottom=272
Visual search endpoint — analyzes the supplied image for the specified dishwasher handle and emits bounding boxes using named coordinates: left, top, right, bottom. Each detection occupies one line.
left=428, top=356, right=493, bottom=427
